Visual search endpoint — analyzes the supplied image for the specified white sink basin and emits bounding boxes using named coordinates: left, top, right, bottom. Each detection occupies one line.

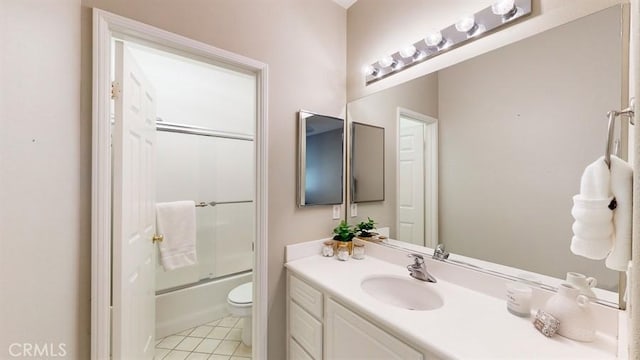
left=361, top=275, right=444, bottom=311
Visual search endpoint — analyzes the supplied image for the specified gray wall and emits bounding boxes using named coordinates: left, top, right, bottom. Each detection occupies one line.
left=1, top=0, right=89, bottom=358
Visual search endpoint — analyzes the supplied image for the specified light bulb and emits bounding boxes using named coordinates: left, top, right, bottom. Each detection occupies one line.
left=378, top=56, right=395, bottom=68
left=363, top=65, right=379, bottom=77
left=399, top=45, right=417, bottom=59
left=392, top=59, right=404, bottom=70
left=491, top=0, right=517, bottom=17
left=455, top=15, right=476, bottom=33
left=424, top=31, right=443, bottom=47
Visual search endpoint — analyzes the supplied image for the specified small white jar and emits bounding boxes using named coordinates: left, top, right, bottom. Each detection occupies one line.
left=322, top=241, right=335, bottom=257
left=336, top=243, right=350, bottom=261
left=506, top=282, right=532, bottom=317
left=352, top=243, right=365, bottom=260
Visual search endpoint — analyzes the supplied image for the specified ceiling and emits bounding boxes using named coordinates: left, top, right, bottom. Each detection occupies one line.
left=332, top=0, right=358, bottom=9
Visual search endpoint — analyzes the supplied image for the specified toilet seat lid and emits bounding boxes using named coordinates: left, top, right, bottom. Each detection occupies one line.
left=229, top=282, right=252, bottom=304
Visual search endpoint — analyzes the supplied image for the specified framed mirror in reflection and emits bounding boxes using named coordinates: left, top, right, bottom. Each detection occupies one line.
left=351, top=122, right=385, bottom=203
left=346, top=5, right=625, bottom=306
left=298, top=111, right=344, bottom=206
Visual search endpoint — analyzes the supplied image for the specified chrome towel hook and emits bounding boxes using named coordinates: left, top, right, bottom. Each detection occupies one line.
left=604, top=100, right=635, bottom=169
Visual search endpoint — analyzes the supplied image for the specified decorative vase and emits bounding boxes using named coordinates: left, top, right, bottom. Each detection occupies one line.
left=542, top=283, right=595, bottom=342
left=565, top=272, right=597, bottom=299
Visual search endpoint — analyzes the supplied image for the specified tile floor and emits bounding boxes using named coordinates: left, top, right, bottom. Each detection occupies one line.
left=155, top=316, right=251, bottom=360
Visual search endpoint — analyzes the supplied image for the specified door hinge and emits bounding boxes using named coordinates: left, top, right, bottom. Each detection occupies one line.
left=111, top=81, right=121, bottom=100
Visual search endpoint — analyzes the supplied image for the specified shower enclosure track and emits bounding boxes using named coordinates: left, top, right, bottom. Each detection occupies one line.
left=156, top=118, right=255, bottom=142
left=156, top=269, right=253, bottom=296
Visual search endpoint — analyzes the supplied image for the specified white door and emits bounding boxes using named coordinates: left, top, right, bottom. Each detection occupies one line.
left=112, top=40, right=157, bottom=359
left=398, top=117, right=425, bottom=245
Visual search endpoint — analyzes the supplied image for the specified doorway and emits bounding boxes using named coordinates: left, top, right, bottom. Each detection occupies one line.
left=396, top=108, right=438, bottom=248
left=91, top=10, right=268, bottom=360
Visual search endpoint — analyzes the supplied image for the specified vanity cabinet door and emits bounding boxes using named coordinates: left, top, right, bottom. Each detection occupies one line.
left=325, top=298, right=423, bottom=360
left=290, top=337, right=314, bottom=360
left=290, top=301, right=323, bottom=360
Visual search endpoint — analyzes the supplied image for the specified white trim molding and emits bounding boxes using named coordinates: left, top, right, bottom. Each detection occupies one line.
left=629, top=0, right=639, bottom=356
left=91, top=9, right=268, bottom=360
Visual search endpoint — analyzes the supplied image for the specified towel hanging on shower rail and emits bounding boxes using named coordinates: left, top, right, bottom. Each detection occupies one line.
left=156, top=201, right=198, bottom=271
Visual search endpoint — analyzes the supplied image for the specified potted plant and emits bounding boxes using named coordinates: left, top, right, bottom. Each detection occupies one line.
left=355, top=217, right=377, bottom=238
left=332, top=220, right=355, bottom=254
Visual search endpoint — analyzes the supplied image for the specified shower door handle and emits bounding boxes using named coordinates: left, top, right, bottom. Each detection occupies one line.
left=152, top=234, right=164, bottom=244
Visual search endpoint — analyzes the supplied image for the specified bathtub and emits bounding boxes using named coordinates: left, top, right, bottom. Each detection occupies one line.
left=155, top=271, right=252, bottom=338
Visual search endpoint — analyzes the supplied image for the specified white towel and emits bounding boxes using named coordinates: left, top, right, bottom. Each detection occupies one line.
left=156, top=201, right=198, bottom=270
left=580, top=156, right=611, bottom=198
left=572, top=221, right=613, bottom=240
left=606, top=155, right=633, bottom=271
left=570, top=157, right=613, bottom=260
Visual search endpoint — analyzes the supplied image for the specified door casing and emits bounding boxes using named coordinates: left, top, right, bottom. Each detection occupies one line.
left=91, top=9, right=269, bottom=359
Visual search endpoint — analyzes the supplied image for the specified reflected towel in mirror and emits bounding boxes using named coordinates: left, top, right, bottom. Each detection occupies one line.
left=570, top=157, right=613, bottom=259
left=570, top=155, right=633, bottom=270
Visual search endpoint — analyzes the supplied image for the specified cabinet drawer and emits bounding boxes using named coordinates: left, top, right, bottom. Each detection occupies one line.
left=290, top=337, right=314, bottom=360
left=290, top=301, right=323, bottom=360
left=290, top=275, right=323, bottom=319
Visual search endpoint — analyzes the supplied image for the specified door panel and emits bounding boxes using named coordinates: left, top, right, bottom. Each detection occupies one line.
left=113, top=40, right=157, bottom=360
left=398, top=119, right=425, bottom=245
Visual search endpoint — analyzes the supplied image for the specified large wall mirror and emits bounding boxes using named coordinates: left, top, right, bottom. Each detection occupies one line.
left=346, top=5, right=626, bottom=306
left=298, top=111, right=345, bottom=206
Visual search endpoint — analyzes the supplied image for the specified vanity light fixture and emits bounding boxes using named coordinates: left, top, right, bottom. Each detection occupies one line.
left=364, top=0, right=532, bottom=85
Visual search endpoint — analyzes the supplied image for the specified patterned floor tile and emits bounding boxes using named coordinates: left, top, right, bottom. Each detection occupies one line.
left=213, top=340, right=240, bottom=356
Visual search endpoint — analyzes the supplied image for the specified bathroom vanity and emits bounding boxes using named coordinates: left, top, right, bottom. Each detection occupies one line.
left=285, top=240, right=624, bottom=359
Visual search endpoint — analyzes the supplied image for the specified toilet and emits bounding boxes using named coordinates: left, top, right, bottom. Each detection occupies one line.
left=227, top=282, right=252, bottom=346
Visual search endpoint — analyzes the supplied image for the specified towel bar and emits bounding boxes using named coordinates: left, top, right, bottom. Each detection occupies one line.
left=195, top=200, right=253, bottom=208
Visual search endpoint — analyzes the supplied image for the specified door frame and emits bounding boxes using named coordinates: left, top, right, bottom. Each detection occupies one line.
left=91, top=9, right=269, bottom=359
left=395, top=107, right=438, bottom=248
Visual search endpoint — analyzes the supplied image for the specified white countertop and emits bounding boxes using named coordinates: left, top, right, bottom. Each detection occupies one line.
left=286, top=255, right=618, bottom=359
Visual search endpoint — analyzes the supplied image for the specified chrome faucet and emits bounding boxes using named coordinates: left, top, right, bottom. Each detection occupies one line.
left=433, top=244, right=449, bottom=261
left=407, top=253, right=437, bottom=283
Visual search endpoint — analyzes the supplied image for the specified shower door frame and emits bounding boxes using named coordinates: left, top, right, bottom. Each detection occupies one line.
left=90, top=9, right=269, bottom=360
